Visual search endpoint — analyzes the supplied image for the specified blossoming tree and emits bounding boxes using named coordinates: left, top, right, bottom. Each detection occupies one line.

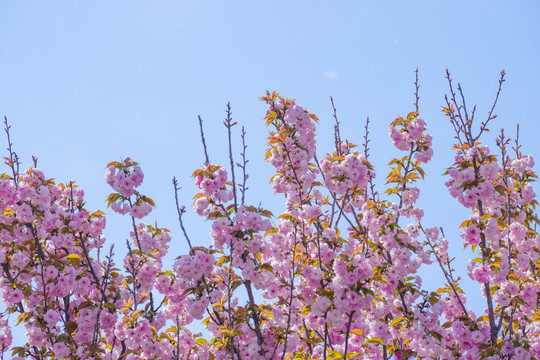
left=0, top=70, right=538, bottom=359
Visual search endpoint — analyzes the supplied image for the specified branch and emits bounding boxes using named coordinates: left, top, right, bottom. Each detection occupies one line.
left=198, top=115, right=210, bottom=165
left=445, top=69, right=472, bottom=144
left=239, top=126, right=249, bottom=206
left=172, top=177, right=193, bottom=250
left=414, top=68, right=420, bottom=113
left=224, top=102, right=238, bottom=212
left=343, top=311, right=355, bottom=359
left=243, top=280, right=264, bottom=347
left=475, top=70, right=506, bottom=142
left=3, top=116, right=20, bottom=189
left=330, top=96, right=343, bottom=155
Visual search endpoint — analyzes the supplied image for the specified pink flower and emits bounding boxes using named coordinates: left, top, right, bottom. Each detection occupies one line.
left=514, top=347, right=531, bottom=360
left=193, top=197, right=209, bottom=215
left=415, top=147, right=433, bottom=163
left=111, top=201, right=130, bottom=215
left=500, top=341, right=514, bottom=355
left=44, top=309, right=60, bottom=326
left=461, top=225, right=481, bottom=246
left=52, top=342, right=69, bottom=359
left=130, top=202, right=152, bottom=219
left=389, top=126, right=411, bottom=151
left=479, top=162, right=499, bottom=182
left=411, top=207, right=424, bottom=221
left=425, top=227, right=439, bottom=241
left=402, top=187, right=420, bottom=206
left=472, top=264, right=491, bottom=283
left=187, top=297, right=209, bottom=320
left=519, top=185, right=536, bottom=204
left=10, top=289, right=23, bottom=303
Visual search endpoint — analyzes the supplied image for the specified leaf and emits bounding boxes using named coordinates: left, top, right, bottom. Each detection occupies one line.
left=367, top=337, right=383, bottom=345
left=65, top=321, right=78, bottom=333
left=260, top=263, right=274, bottom=272
left=459, top=220, right=470, bottom=228
left=11, top=347, right=26, bottom=357
left=278, top=214, right=295, bottom=221
left=66, top=254, right=81, bottom=260
left=407, top=111, right=419, bottom=120
left=78, top=301, right=93, bottom=310
left=106, top=161, right=121, bottom=168
left=192, top=169, right=204, bottom=178
left=406, top=172, right=420, bottom=181
left=431, top=331, right=443, bottom=342
left=16, top=312, right=33, bottom=325
left=196, top=338, right=208, bottom=345
left=106, top=193, right=121, bottom=207
left=401, top=349, right=416, bottom=358
left=104, top=302, right=117, bottom=310
left=216, top=255, right=230, bottom=266
left=477, top=315, right=489, bottom=323
left=390, top=316, right=405, bottom=327
left=259, top=209, right=273, bottom=218
left=327, top=350, right=343, bottom=359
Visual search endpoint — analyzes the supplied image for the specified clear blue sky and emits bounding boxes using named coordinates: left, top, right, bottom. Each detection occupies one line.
left=1, top=0, right=539, bottom=349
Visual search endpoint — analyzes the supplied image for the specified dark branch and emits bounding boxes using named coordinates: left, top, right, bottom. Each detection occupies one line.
left=198, top=115, right=210, bottom=165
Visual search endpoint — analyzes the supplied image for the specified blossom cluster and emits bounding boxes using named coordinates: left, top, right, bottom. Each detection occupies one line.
left=1, top=81, right=539, bottom=359
left=388, top=114, right=433, bottom=163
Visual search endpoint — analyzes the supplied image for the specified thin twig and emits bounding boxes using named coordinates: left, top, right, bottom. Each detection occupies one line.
left=457, top=82, right=470, bottom=126
left=414, top=68, right=420, bottom=113
left=445, top=70, right=471, bottom=144
left=3, top=116, right=20, bottom=188
left=198, top=115, right=210, bottom=165
left=514, top=123, right=522, bottom=158
left=224, top=102, right=238, bottom=212
left=476, top=70, right=506, bottom=142
left=239, top=126, right=249, bottom=205
left=363, top=116, right=377, bottom=201
left=172, top=177, right=193, bottom=249
left=330, top=96, right=342, bottom=155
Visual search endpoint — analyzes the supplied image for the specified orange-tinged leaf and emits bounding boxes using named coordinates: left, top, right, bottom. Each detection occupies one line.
left=407, top=111, right=418, bottom=120
left=459, top=220, right=470, bottom=228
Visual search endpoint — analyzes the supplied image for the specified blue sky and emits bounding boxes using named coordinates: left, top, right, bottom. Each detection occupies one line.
left=1, top=0, right=539, bottom=349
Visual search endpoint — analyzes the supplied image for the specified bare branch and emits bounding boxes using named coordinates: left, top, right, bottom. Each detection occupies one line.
left=3, top=116, right=20, bottom=188
left=514, top=123, right=522, bottom=159
left=224, top=102, right=238, bottom=212
left=414, top=68, right=420, bottom=113
left=330, top=96, right=342, bottom=155
left=239, top=126, right=249, bottom=205
left=172, top=177, right=193, bottom=250
left=445, top=70, right=472, bottom=144
left=475, top=70, right=506, bottom=142
left=198, top=115, right=210, bottom=165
